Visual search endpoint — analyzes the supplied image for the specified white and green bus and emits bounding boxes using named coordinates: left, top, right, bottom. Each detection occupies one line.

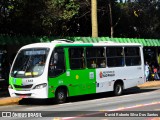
left=8, top=39, right=145, bottom=103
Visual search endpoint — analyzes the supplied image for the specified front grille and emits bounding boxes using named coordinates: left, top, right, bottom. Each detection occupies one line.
left=15, top=93, right=31, bottom=96
left=13, top=84, right=33, bottom=89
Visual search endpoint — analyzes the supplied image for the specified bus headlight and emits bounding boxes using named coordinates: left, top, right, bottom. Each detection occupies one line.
left=33, top=83, right=47, bottom=89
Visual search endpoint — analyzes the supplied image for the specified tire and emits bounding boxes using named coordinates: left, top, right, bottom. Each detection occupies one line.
left=55, top=88, right=67, bottom=104
left=114, top=83, right=123, bottom=96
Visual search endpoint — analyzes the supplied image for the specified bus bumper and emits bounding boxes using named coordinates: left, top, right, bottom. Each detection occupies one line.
left=8, top=88, right=48, bottom=99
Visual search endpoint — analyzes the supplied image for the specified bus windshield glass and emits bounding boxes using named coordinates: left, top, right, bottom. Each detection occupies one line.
left=11, top=48, right=49, bottom=78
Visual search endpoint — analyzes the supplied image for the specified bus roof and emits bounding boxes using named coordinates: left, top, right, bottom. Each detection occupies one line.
left=20, top=40, right=142, bottom=50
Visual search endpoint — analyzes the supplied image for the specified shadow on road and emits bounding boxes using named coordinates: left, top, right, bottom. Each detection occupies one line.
left=19, top=98, right=55, bottom=105
left=18, top=87, right=159, bottom=105
left=0, top=90, right=9, bottom=98
left=0, top=81, right=9, bottom=98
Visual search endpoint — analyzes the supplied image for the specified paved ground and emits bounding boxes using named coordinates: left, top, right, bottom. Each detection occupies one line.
left=0, top=80, right=160, bottom=106
left=137, top=80, right=160, bottom=88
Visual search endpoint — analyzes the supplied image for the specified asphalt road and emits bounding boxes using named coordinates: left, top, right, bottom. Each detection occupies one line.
left=0, top=87, right=160, bottom=120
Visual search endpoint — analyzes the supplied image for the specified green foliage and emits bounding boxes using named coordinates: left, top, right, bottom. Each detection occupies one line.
left=61, top=1, right=79, bottom=20
left=0, top=0, right=80, bottom=35
left=0, top=0, right=160, bottom=39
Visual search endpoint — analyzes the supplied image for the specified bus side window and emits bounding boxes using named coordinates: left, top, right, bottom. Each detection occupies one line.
left=106, top=47, right=124, bottom=67
left=124, top=47, right=141, bottom=66
left=86, top=47, right=106, bottom=68
left=69, top=48, right=85, bottom=69
left=86, top=48, right=97, bottom=68
left=48, top=48, right=65, bottom=77
left=97, top=48, right=106, bottom=68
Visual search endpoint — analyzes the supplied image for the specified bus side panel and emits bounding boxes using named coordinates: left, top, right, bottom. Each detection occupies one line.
left=96, top=68, right=114, bottom=93
left=48, top=73, right=67, bottom=98
left=68, top=69, right=96, bottom=96
left=95, top=46, right=145, bottom=93
left=123, top=66, right=145, bottom=89
left=48, top=69, right=96, bottom=98
left=95, top=66, right=145, bottom=93
left=123, top=47, right=145, bottom=89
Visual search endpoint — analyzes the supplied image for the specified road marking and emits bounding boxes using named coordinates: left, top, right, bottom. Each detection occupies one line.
left=62, top=117, right=80, bottom=120
left=146, top=118, right=160, bottom=120
left=109, top=102, right=160, bottom=111
left=117, top=107, right=125, bottom=110
left=135, top=104, right=143, bottom=107
left=99, top=110, right=107, bottom=112
left=74, top=89, right=160, bottom=104
left=61, top=101, right=160, bottom=120
left=53, top=118, right=61, bottom=120
left=152, top=101, right=159, bottom=104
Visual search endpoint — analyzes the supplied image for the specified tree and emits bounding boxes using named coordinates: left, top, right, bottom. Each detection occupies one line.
left=119, top=0, right=160, bottom=38
left=91, top=0, right=98, bottom=37
left=0, top=0, right=17, bottom=34
left=0, top=0, right=80, bottom=36
left=108, top=0, right=113, bottom=37
left=1, top=0, right=160, bottom=39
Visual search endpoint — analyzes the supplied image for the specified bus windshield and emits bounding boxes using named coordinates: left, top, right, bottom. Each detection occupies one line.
left=11, top=48, right=49, bottom=78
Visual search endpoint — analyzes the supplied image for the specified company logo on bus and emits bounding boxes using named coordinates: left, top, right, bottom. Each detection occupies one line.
left=99, top=71, right=115, bottom=78
left=99, top=71, right=103, bottom=78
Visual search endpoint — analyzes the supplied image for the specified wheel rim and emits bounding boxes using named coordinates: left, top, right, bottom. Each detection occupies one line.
left=58, top=92, right=64, bottom=100
left=116, top=85, right=122, bottom=94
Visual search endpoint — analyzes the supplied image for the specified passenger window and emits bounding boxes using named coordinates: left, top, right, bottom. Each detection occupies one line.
left=69, top=48, right=85, bottom=70
left=124, top=47, right=141, bottom=66
left=86, top=47, right=106, bottom=68
left=106, top=47, right=124, bottom=67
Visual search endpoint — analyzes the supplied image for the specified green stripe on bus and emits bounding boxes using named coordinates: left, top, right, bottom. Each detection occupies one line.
left=48, top=69, right=96, bottom=98
left=9, top=77, right=23, bottom=90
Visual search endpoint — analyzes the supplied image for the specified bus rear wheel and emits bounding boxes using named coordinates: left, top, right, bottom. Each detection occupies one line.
left=114, top=83, right=123, bottom=96
left=55, top=88, right=67, bottom=104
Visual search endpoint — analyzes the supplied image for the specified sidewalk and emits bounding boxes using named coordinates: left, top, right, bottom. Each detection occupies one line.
left=0, top=81, right=160, bottom=106
left=137, top=80, right=160, bottom=88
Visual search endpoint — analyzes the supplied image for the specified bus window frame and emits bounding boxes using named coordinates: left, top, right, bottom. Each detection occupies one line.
left=48, top=47, right=66, bottom=78
left=124, top=46, right=141, bottom=66
left=86, top=47, right=106, bottom=69
left=68, top=47, right=86, bottom=70
left=106, top=46, right=125, bottom=67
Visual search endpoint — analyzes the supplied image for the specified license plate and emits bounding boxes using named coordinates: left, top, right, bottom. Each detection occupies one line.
left=19, top=95, right=28, bottom=98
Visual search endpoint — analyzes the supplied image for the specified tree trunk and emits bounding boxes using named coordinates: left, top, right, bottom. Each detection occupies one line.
left=109, top=0, right=113, bottom=38
left=91, top=0, right=98, bottom=37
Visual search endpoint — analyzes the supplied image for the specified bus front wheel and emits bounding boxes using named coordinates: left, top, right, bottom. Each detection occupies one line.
left=55, top=88, right=67, bottom=104
left=114, top=83, right=123, bottom=96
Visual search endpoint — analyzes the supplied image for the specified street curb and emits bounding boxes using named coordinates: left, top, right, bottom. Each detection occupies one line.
left=0, top=81, right=160, bottom=106
left=0, top=98, right=22, bottom=106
